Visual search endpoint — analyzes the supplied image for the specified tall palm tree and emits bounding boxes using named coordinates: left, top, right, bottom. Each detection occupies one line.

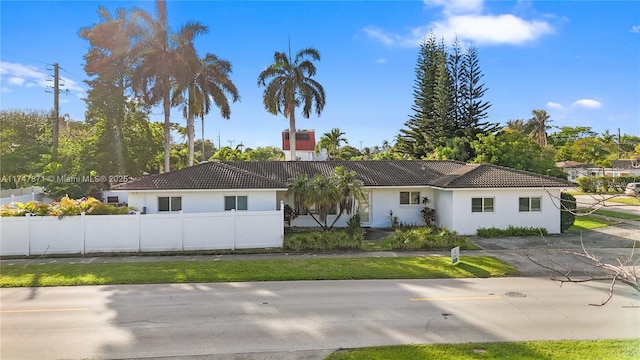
left=132, top=0, right=208, bottom=172
left=318, top=128, right=348, bottom=159
left=530, top=109, right=551, bottom=147
left=257, top=47, right=326, bottom=161
left=173, top=53, right=240, bottom=165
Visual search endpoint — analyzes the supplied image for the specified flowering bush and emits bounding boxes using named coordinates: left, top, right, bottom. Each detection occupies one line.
left=0, top=196, right=132, bottom=217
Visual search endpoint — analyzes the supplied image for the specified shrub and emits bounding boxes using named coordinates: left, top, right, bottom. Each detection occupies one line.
left=284, top=230, right=362, bottom=251
left=0, top=197, right=133, bottom=217
left=476, top=226, right=548, bottom=237
left=560, top=192, right=576, bottom=232
left=389, top=226, right=469, bottom=250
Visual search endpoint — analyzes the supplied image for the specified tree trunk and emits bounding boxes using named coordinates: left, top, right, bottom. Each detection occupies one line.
left=289, top=110, right=296, bottom=161
left=187, top=112, right=195, bottom=166
left=201, top=115, right=206, bottom=162
left=163, top=92, right=171, bottom=173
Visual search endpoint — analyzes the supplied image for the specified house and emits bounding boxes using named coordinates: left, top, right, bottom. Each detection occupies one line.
left=556, top=160, right=640, bottom=183
left=282, top=129, right=327, bottom=161
left=112, top=160, right=573, bottom=235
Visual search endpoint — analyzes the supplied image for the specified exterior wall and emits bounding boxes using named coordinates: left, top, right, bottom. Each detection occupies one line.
left=125, top=190, right=277, bottom=214
left=445, top=188, right=562, bottom=235
left=0, top=210, right=284, bottom=256
left=433, top=189, right=454, bottom=230
left=282, top=187, right=433, bottom=228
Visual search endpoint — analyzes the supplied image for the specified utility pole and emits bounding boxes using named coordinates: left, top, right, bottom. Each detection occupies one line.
left=618, top=128, right=622, bottom=159
left=52, top=63, right=60, bottom=160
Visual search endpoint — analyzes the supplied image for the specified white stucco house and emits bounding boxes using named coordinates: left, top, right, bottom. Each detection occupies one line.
left=111, top=160, right=573, bottom=235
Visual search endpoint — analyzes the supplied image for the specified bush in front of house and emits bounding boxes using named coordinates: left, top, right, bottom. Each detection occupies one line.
left=389, top=226, right=469, bottom=250
left=284, top=229, right=363, bottom=251
left=560, top=192, right=576, bottom=232
left=0, top=196, right=132, bottom=217
left=577, top=175, right=640, bottom=193
left=476, top=226, right=548, bottom=237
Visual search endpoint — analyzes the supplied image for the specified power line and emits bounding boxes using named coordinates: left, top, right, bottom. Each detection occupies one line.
left=0, top=50, right=50, bottom=66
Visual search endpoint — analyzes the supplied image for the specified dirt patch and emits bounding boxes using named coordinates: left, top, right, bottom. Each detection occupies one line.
left=364, top=228, right=394, bottom=241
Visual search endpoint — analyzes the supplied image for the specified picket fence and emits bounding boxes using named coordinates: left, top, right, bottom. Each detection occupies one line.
left=0, top=209, right=284, bottom=256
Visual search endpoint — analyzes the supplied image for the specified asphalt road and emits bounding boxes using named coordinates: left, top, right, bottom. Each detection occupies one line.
left=2, top=278, right=639, bottom=359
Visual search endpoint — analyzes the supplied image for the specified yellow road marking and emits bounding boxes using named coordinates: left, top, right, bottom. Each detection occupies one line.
left=0, top=307, right=88, bottom=314
left=410, top=295, right=502, bottom=302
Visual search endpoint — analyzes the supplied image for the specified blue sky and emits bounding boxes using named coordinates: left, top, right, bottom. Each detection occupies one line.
left=1, top=0, right=639, bottom=150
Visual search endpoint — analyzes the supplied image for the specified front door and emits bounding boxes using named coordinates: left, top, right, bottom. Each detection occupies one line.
left=358, top=191, right=371, bottom=226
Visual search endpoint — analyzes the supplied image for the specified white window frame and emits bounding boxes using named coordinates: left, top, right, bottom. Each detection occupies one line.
left=158, top=196, right=182, bottom=212
left=400, top=191, right=421, bottom=205
left=224, top=195, right=248, bottom=211
left=519, top=197, right=541, bottom=212
left=471, top=197, right=494, bottom=213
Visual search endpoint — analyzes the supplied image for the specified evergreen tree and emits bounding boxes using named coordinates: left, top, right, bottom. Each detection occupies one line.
left=398, top=37, right=495, bottom=159
left=459, top=46, right=494, bottom=136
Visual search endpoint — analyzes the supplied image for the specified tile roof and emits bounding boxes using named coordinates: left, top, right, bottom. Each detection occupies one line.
left=112, top=161, right=287, bottom=190
left=112, top=160, right=573, bottom=191
left=432, top=164, right=573, bottom=188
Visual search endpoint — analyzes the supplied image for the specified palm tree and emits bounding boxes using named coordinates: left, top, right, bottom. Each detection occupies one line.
left=173, top=53, right=240, bottom=165
left=257, top=47, right=326, bottom=161
left=318, top=128, right=348, bottom=159
left=530, top=109, right=551, bottom=147
left=132, top=0, right=208, bottom=172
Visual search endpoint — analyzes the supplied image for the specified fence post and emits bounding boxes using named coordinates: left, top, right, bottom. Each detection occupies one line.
left=180, top=210, right=184, bottom=251
left=25, top=213, right=31, bottom=256
left=136, top=211, right=141, bottom=253
left=81, top=212, right=86, bottom=255
left=231, top=209, right=236, bottom=251
left=280, top=201, right=285, bottom=247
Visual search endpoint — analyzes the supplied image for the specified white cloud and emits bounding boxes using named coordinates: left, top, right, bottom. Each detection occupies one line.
left=572, top=99, right=602, bottom=109
left=363, top=27, right=397, bottom=46
left=424, top=0, right=483, bottom=15
left=0, top=61, right=49, bottom=87
left=631, top=25, right=640, bottom=33
left=8, top=77, right=25, bottom=86
left=546, top=102, right=564, bottom=110
left=365, top=0, right=554, bottom=47
left=375, top=58, right=387, bottom=64
left=1, top=86, right=13, bottom=93
left=432, top=14, right=554, bottom=45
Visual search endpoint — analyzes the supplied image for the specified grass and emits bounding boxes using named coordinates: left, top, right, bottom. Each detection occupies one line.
left=569, top=214, right=615, bottom=231
left=607, top=197, right=640, bottom=206
left=0, top=256, right=518, bottom=287
left=592, top=209, right=640, bottom=221
left=325, top=339, right=640, bottom=360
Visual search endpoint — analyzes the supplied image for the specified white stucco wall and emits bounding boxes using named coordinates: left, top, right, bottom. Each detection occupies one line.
left=124, top=190, right=278, bottom=214
left=433, top=189, right=454, bottom=230
left=442, top=188, right=562, bottom=235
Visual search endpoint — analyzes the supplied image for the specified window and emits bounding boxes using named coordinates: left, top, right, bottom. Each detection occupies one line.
left=225, top=196, right=248, bottom=210
left=472, top=197, right=494, bottom=212
left=107, top=196, right=119, bottom=203
left=158, top=196, right=182, bottom=212
left=519, top=197, right=541, bottom=212
left=400, top=191, right=420, bottom=205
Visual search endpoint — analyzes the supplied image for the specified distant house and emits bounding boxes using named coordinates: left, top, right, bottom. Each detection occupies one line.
left=112, top=160, right=573, bottom=235
left=557, top=159, right=640, bottom=183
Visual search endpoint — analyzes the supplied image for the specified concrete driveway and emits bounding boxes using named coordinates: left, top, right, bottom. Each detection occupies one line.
left=470, top=220, right=639, bottom=277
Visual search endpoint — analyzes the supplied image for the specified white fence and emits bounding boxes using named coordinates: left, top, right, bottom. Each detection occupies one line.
left=0, top=210, right=284, bottom=256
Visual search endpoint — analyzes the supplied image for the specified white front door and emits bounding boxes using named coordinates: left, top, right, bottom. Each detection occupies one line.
left=358, top=191, right=371, bottom=226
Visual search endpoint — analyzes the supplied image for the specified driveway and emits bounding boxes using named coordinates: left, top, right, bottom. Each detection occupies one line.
left=470, top=220, right=639, bottom=276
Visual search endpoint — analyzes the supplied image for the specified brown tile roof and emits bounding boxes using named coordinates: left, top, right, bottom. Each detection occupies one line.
left=113, top=160, right=573, bottom=191
left=112, top=161, right=287, bottom=190
left=432, top=164, right=573, bottom=188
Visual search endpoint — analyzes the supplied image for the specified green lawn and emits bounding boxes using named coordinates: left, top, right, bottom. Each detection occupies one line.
left=569, top=214, right=615, bottom=231
left=325, top=339, right=640, bottom=360
left=592, top=209, right=640, bottom=221
left=0, top=256, right=518, bottom=287
left=607, top=197, right=640, bottom=206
